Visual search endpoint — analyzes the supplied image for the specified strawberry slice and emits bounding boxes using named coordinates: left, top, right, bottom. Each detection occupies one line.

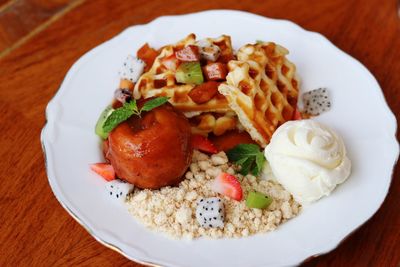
left=90, top=163, right=115, bottom=181
left=211, top=173, right=243, bottom=201
left=191, top=134, right=218, bottom=154
left=293, top=108, right=302, bottom=120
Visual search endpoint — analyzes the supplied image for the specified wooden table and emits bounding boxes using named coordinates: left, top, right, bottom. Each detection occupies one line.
left=1, top=0, right=399, bottom=266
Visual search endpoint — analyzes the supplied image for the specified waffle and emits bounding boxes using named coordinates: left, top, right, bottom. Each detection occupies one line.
left=133, top=34, right=233, bottom=114
left=218, top=42, right=299, bottom=147
left=189, top=111, right=238, bottom=136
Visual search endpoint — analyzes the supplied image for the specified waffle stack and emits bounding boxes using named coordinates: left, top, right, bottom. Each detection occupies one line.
left=133, top=35, right=299, bottom=146
left=218, top=42, right=299, bottom=147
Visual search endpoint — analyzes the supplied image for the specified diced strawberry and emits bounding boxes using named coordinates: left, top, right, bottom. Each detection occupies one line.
left=175, top=45, right=200, bottom=62
left=137, top=43, right=159, bottom=72
left=90, top=163, right=115, bottom=181
left=188, top=81, right=219, bottom=104
left=293, top=108, right=302, bottom=120
left=154, top=78, right=167, bottom=88
left=203, top=63, right=227, bottom=81
left=160, top=54, right=180, bottom=71
left=211, top=173, right=243, bottom=201
left=191, top=134, right=218, bottom=154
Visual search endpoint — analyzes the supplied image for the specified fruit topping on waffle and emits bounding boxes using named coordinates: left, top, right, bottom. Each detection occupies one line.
left=133, top=34, right=233, bottom=114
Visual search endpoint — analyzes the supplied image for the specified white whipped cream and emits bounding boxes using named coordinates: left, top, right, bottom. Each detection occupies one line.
left=264, top=120, right=351, bottom=204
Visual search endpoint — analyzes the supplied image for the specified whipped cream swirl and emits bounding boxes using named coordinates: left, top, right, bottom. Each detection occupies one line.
left=264, top=120, right=351, bottom=204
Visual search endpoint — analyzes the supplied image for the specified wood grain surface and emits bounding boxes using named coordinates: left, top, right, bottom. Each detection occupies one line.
left=0, top=0, right=399, bottom=266
left=0, top=0, right=84, bottom=57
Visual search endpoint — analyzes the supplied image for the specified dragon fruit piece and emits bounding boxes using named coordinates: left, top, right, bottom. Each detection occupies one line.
left=196, top=39, right=221, bottom=62
left=195, top=197, right=224, bottom=228
left=302, top=88, right=331, bottom=116
left=118, top=55, right=145, bottom=83
left=105, top=179, right=134, bottom=203
left=114, top=88, right=132, bottom=104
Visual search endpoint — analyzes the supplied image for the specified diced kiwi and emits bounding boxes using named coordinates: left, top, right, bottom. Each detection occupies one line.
left=246, top=191, right=272, bottom=209
left=175, top=62, right=204, bottom=85
left=95, top=105, right=114, bottom=139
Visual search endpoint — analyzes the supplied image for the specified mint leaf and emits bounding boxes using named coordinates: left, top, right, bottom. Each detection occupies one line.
left=227, top=144, right=266, bottom=176
left=227, top=144, right=260, bottom=161
left=235, top=157, right=248, bottom=165
left=100, top=97, right=169, bottom=135
left=253, top=152, right=266, bottom=176
left=125, top=99, right=138, bottom=112
left=141, top=97, right=169, bottom=112
left=239, top=157, right=254, bottom=176
left=102, top=100, right=138, bottom=133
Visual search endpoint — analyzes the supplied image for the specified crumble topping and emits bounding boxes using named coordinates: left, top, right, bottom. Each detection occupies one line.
left=126, top=150, right=301, bottom=239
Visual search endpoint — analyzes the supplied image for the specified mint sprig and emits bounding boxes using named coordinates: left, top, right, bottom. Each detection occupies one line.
left=141, top=97, right=169, bottom=112
left=102, top=97, right=169, bottom=134
left=227, top=144, right=266, bottom=176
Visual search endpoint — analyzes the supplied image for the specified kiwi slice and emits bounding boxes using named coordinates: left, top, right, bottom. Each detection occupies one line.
left=246, top=191, right=272, bottom=209
left=175, top=62, right=204, bottom=85
left=95, top=105, right=114, bottom=139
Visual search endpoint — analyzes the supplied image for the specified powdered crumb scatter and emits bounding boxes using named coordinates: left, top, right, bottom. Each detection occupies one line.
left=126, top=150, right=301, bottom=239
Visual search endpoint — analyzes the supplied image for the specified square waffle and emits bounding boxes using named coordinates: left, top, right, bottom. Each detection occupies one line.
left=218, top=42, right=299, bottom=147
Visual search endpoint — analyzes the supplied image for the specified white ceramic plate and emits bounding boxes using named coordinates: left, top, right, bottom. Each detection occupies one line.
left=41, top=10, right=399, bottom=267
